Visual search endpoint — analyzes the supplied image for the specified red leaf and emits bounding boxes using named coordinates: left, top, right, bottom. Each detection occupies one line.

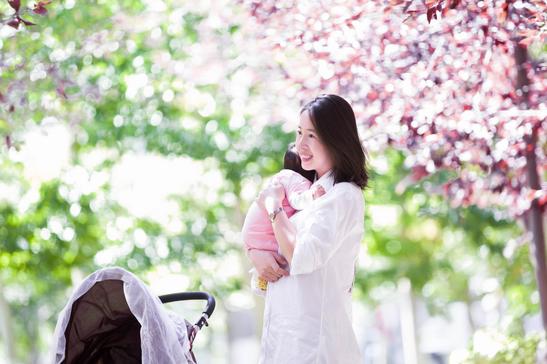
left=350, top=10, right=363, bottom=21
left=492, top=183, right=504, bottom=193
left=441, top=5, right=450, bottom=16
left=498, top=160, right=508, bottom=171
left=411, top=165, right=428, bottom=181
left=18, top=17, right=36, bottom=26
left=33, top=5, right=47, bottom=15
left=444, top=0, right=461, bottom=10
left=8, top=0, right=20, bottom=12
left=494, top=38, right=506, bottom=46
left=33, top=1, right=51, bottom=15
left=367, top=90, right=379, bottom=101
left=426, top=7, right=437, bottom=23
left=498, top=1, right=509, bottom=23
left=403, top=12, right=419, bottom=23
left=7, top=18, right=20, bottom=29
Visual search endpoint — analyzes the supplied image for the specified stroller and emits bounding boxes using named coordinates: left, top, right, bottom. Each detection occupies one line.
left=50, top=267, right=216, bottom=364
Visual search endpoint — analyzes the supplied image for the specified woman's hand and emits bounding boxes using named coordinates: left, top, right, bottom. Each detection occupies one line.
left=257, top=183, right=285, bottom=213
left=247, top=249, right=289, bottom=282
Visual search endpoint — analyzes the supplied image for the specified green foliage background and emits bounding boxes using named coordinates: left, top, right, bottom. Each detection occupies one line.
left=0, top=0, right=541, bottom=362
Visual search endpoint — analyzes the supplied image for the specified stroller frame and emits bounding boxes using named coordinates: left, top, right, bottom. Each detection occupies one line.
left=159, top=291, right=216, bottom=349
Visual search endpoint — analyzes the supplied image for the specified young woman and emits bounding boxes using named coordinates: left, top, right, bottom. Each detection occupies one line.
left=247, top=94, right=368, bottom=363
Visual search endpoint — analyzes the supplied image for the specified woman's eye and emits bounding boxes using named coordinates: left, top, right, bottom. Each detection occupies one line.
left=297, top=130, right=302, bottom=135
left=308, top=134, right=314, bottom=139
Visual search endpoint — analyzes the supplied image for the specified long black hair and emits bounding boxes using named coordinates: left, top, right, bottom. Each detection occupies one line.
left=300, top=94, right=368, bottom=189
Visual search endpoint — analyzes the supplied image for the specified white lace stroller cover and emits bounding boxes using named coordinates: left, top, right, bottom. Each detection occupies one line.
left=50, top=267, right=194, bottom=364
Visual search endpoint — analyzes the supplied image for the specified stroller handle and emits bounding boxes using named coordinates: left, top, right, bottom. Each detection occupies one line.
left=158, top=291, right=216, bottom=329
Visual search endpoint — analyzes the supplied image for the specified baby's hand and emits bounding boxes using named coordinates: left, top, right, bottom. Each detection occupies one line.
left=257, top=183, right=285, bottom=211
left=312, top=185, right=326, bottom=200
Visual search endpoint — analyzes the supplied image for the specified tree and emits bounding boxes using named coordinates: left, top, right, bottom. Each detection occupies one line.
left=238, top=0, right=547, bottom=336
left=2, top=0, right=544, bottom=360
left=0, top=0, right=301, bottom=361
left=359, top=149, right=536, bottom=330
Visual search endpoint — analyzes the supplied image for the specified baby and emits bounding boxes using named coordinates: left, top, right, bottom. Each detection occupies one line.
left=242, top=143, right=325, bottom=296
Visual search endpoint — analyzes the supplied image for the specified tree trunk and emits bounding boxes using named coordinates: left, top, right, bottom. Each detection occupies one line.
left=514, top=44, right=547, bottom=337
left=398, top=278, right=420, bottom=364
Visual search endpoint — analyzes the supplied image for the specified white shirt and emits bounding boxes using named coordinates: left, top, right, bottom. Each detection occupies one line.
left=259, top=173, right=364, bottom=364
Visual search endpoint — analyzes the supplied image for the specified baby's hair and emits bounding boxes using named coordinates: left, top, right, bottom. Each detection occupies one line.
left=283, top=143, right=316, bottom=182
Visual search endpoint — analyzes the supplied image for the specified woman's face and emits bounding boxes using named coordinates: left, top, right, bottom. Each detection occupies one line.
left=296, top=111, right=333, bottom=178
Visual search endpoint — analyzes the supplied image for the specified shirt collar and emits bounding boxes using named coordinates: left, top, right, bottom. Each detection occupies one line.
left=313, top=170, right=335, bottom=191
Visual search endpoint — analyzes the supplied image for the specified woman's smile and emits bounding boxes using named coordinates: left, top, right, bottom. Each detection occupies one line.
left=299, top=153, right=313, bottom=163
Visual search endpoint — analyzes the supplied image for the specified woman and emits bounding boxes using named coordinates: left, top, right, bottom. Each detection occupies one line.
left=248, top=94, right=368, bottom=363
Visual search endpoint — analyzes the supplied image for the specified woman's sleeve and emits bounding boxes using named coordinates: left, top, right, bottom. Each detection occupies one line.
left=285, top=173, right=313, bottom=210
left=290, top=187, right=356, bottom=275
left=288, top=189, right=314, bottom=211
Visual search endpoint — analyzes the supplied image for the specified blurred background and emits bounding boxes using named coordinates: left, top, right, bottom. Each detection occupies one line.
left=0, top=0, right=545, bottom=363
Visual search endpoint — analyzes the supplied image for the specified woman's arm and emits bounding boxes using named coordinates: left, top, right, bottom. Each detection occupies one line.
left=247, top=249, right=289, bottom=282
left=271, top=210, right=297, bottom=263
left=257, top=183, right=298, bottom=264
left=260, top=182, right=360, bottom=276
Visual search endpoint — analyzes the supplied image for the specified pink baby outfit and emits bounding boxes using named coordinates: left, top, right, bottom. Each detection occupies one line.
left=242, top=169, right=313, bottom=253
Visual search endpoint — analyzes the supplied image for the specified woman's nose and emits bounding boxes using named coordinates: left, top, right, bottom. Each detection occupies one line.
left=296, top=135, right=306, bottom=149
left=296, top=142, right=306, bottom=156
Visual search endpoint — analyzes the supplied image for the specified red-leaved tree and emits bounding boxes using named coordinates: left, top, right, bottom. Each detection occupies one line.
left=239, top=0, right=546, bottom=334
left=1, top=0, right=50, bottom=29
